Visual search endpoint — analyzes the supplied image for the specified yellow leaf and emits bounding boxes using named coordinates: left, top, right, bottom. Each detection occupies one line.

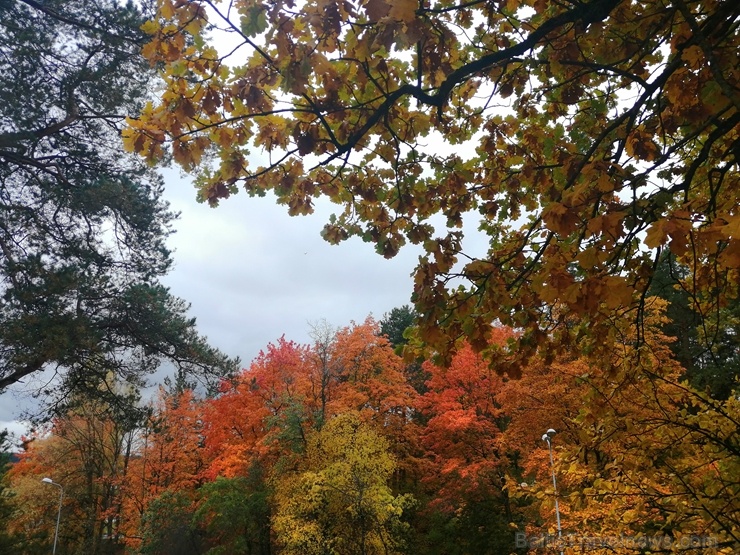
left=141, top=40, right=159, bottom=61
left=577, top=246, right=600, bottom=269
left=185, top=17, right=205, bottom=36
left=644, top=220, right=668, bottom=249
left=140, top=19, right=160, bottom=35
left=160, top=0, right=175, bottom=20
left=622, top=509, right=638, bottom=523
left=681, top=45, right=703, bottom=69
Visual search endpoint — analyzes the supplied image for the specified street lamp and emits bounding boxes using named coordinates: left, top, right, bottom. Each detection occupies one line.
left=542, top=429, right=563, bottom=555
left=41, top=477, right=63, bottom=555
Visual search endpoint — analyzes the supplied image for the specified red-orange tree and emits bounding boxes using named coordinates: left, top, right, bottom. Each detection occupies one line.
left=203, top=336, right=312, bottom=478
left=126, top=0, right=739, bottom=367
left=118, top=389, right=208, bottom=550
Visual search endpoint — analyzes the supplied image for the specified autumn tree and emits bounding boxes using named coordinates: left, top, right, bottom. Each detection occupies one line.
left=127, top=0, right=739, bottom=367
left=329, top=319, right=416, bottom=418
left=322, top=318, right=422, bottom=485
left=6, top=386, right=145, bottom=554
left=273, top=412, right=414, bottom=555
left=560, top=303, right=739, bottom=553
left=505, top=300, right=740, bottom=554
left=0, top=0, right=235, bottom=413
left=196, top=324, right=416, bottom=553
left=204, top=321, right=419, bottom=482
left=196, top=322, right=421, bottom=554
left=117, top=387, right=210, bottom=551
left=414, top=329, right=530, bottom=553
left=304, top=317, right=417, bottom=433
left=407, top=313, right=739, bottom=554
left=202, top=337, right=313, bottom=479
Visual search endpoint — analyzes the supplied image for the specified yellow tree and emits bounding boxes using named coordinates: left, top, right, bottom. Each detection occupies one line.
left=508, top=299, right=739, bottom=554
left=273, top=412, right=414, bottom=555
left=126, top=0, right=739, bottom=368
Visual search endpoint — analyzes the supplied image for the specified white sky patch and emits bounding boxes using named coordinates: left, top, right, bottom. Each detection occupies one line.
left=159, top=168, right=421, bottom=368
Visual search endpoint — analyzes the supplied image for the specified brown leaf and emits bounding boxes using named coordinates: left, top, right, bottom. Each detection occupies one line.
left=365, top=0, right=391, bottom=21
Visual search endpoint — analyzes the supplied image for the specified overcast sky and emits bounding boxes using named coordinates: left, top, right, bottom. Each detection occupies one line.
left=0, top=168, right=422, bottom=437
left=159, top=168, right=423, bottom=364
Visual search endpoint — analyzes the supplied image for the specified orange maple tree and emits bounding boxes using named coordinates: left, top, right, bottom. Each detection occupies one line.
left=202, top=336, right=312, bottom=478
left=116, top=388, right=208, bottom=549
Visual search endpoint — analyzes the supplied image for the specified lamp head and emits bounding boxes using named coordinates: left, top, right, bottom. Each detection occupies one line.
left=41, top=477, right=53, bottom=484
left=542, top=429, right=557, bottom=443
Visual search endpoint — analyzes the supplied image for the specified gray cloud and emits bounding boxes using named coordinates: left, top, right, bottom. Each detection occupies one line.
left=154, top=170, right=420, bottom=367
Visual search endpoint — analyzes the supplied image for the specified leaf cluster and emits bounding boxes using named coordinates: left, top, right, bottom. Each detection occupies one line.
left=129, top=0, right=740, bottom=369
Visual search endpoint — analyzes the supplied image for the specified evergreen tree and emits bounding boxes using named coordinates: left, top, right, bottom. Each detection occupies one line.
left=380, top=305, right=428, bottom=395
left=649, top=252, right=739, bottom=399
left=0, top=0, right=235, bottom=411
left=380, top=305, right=417, bottom=349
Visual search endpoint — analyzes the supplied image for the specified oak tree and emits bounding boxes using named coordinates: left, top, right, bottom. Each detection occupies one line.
left=127, top=0, right=739, bottom=365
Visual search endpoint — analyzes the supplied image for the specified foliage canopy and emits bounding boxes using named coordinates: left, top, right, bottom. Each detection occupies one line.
left=128, top=0, right=739, bottom=364
left=5, top=317, right=739, bottom=553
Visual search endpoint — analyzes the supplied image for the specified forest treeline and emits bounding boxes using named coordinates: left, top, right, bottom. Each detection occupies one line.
left=2, top=300, right=738, bottom=554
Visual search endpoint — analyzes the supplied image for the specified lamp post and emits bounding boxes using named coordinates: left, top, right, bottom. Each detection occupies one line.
left=542, top=429, right=563, bottom=555
left=41, top=477, right=63, bottom=555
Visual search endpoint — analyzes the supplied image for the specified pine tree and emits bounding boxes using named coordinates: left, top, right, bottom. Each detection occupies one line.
left=0, top=0, right=235, bottom=411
